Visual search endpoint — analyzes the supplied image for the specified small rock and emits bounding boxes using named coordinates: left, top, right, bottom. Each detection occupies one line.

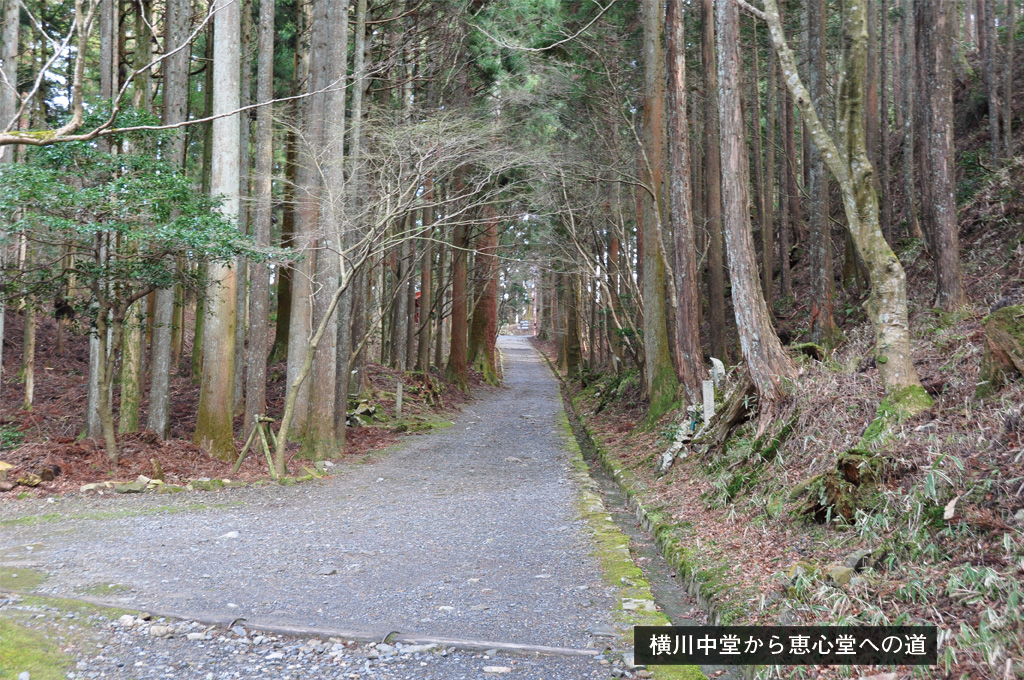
left=779, top=608, right=797, bottom=625
left=589, top=624, right=618, bottom=638
left=826, top=565, right=855, bottom=587
left=114, top=480, right=147, bottom=494
left=117, top=615, right=136, bottom=628
left=611, top=669, right=624, bottom=678
left=265, top=652, right=284, bottom=660
left=622, top=652, right=642, bottom=669
left=850, top=576, right=868, bottom=589
left=843, top=549, right=875, bottom=571
left=18, top=672, right=30, bottom=680
left=0, top=461, right=13, bottom=481
left=15, top=474, right=41, bottom=488
left=1014, top=508, right=1024, bottom=523
left=482, top=667, right=512, bottom=674
left=0, top=481, right=15, bottom=492
left=402, top=644, right=438, bottom=654
left=621, top=598, right=657, bottom=612
left=504, top=457, right=522, bottom=463
left=218, top=531, right=240, bottom=539
left=186, top=632, right=205, bottom=641
left=317, top=567, right=338, bottom=576
left=148, top=625, right=174, bottom=638
left=376, top=643, right=396, bottom=656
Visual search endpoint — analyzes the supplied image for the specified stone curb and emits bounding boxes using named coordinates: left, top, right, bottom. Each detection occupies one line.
left=531, top=342, right=758, bottom=679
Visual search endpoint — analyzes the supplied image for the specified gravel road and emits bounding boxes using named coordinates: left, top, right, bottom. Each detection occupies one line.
left=0, top=336, right=661, bottom=679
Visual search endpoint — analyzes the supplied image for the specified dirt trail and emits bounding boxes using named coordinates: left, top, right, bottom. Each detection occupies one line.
left=1, top=337, right=628, bottom=654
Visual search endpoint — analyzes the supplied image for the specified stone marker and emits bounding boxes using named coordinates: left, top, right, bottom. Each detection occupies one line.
left=702, top=380, right=715, bottom=425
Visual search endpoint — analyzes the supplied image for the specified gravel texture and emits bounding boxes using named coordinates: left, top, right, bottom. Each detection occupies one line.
left=2, top=597, right=627, bottom=680
left=1, top=337, right=650, bottom=678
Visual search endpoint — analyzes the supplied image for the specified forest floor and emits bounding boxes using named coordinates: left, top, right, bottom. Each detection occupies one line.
left=0, top=309, right=475, bottom=496
left=0, top=337, right=713, bottom=680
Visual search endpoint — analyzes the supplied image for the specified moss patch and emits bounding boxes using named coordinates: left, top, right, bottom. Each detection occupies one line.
left=861, top=385, right=932, bottom=444
left=0, top=616, right=73, bottom=680
left=556, top=411, right=705, bottom=680
left=0, top=502, right=239, bottom=528
left=0, top=566, right=47, bottom=592
left=79, top=582, right=132, bottom=597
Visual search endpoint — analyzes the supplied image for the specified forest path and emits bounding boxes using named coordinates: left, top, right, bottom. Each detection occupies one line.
left=1, top=337, right=632, bottom=662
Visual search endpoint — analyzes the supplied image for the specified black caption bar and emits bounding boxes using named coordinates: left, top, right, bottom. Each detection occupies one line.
left=634, top=626, right=937, bottom=666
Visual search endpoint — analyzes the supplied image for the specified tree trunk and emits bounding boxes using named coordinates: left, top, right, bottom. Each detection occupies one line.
left=194, top=0, right=241, bottom=461
left=433, top=240, right=447, bottom=367
left=446, top=223, right=469, bottom=391
left=233, top=0, right=253, bottom=418
left=417, top=184, right=434, bottom=373
left=780, top=87, right=795, bottom=299
left=763, top=0, right=930, bottom=417
left=880, top=0, right=892, bottom=244
left=306, top=0, right=349, bottom=459
left=703, top=0, right=729, bottom=366
left=985, top=0, right=1000, bottom=163
left=640, top=0, right=679, bottom=421
left=393, top=219, right=411, bottom=371
left=472, top=211, right=500, bottom=385
left=900, top=0, right=922, bottom=239
left=21, top=298, right=34, bottom=410
left=118, top=300, right=142, bottom=433
left=284, top=0, right=315, bottom=435
left=191, top=30, right=215, bottom=381
left=1004, top=0, right=1016, bottom=160
left=808, top=0, right=839, bottom=346
left=667, top=0, right=701, bottom=400
left=245, top=0, right=275, bottom=440
left=764, top=40, right=777, bottom=308
left=918, top=0, right=966, bottom=311
left=147, top=0, right=189, bottom=439
left=0, top=0, right=19, bottom=394
left=715, top=0, right=795, bottom=404
left=270, top=130, right=297, bottom=363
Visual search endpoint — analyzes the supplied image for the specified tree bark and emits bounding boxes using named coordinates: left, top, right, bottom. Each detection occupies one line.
left=716, top=0, right=795, bottom=404
left=245, top=0, right=275, bottom=440
left=147, top=0, right=189, bottom=439
left=900, top=0, right=922, bottom=239
left=22, top=297, right=34, bottom=410
left=703, top=0, right=729, bottom=366
left=446, top=223, right=470, bottom=391
left=880, top=0, right=892, bottom=244
left=472, top=211, right=500, bottom=385
left=639, top=0, right=679, bottom=421
left=985, top=0, right=1000, bottom=162
left=0, top=0, right=19, bottom=394
left=808, top=0, right=838, bottom=346
left=285, top=0, right=315, bottom=435
left=306, top=0, right=349, bottom=459
left=416, top=182, right=434, bottom=373
left=195, top=0, right=241, bottom=460
left=918, top=0, right=966, bottom=311
left=233, top=0, right=253, bottom=418
left=1004, top=0, right=1016, bottom=160
left=667, top=0, right=701, bottom=400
